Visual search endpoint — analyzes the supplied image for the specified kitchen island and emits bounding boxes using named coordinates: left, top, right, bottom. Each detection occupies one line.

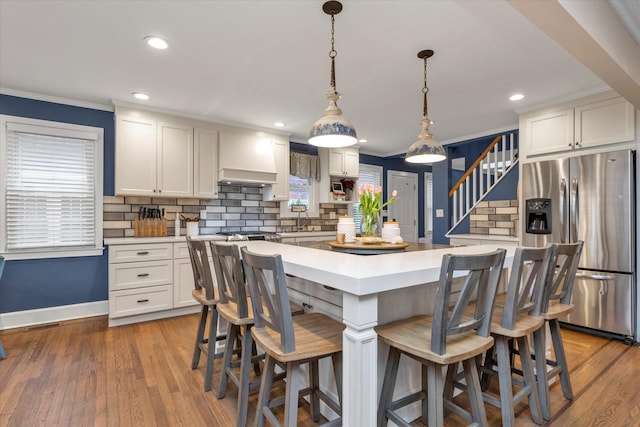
left=237, top=240, right=515, bottom=426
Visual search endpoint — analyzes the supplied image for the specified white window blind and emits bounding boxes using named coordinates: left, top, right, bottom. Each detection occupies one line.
left=424, top=172, right=433, bottom=234
left=1, top=116, right=103, bottom=259
left=354, top=164, right=383, bottom=231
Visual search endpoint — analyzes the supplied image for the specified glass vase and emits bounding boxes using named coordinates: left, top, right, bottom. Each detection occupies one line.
left=361, top=213, right=379, bottom=238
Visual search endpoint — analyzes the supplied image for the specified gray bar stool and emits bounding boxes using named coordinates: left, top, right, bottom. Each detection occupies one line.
left=241, top=246, right=344, bottom=427
left=376, top=249, right=506, bottom=427
left=186, top=238, right=227, bottom=392
left=533, top=241, right=583, bottom=420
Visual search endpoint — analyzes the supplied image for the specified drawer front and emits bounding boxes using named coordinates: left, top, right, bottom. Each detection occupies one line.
left=173, top=242, right=190, bottom=259
left=310, top=297, right=342, bottom=322
left=309, top=283, right=343, bottom=307
left=109, top=285, right=173, bottom=318
left=108, top=243, right=173, bottom=263
left=109, top=260, right=173, bottom=291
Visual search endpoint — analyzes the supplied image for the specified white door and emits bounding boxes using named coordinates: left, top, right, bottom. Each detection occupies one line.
left=387, top=170, right=418, bottom=242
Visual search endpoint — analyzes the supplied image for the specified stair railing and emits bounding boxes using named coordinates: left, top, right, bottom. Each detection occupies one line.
left=449, top=133, right=518, bottom=229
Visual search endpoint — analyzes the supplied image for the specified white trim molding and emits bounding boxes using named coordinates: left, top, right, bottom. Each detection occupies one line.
left=0, top=300, right=108, bottom=330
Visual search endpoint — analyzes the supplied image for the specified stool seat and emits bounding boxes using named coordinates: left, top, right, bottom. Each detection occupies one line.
left=192, top=288, right=219, bottom=306
left=253, top=312, right=344, bottom=363
left=540, top=301, right=573, bottom=320
left=376, top=315, right=494, bottom=365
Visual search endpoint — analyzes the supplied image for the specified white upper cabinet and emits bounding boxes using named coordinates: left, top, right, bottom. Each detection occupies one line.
left=115, top=114, right=158, bottom=196
left=263, top=135, right=290, bottom=201
left=574, top=97, right=635, bottom=149
left=521, top=92, right=636, bottom=160
left=193, top=127, right=219, bottom=198
left=157, top=121, right=194, bottom=197
left=328, top=147, right=359, bottom=177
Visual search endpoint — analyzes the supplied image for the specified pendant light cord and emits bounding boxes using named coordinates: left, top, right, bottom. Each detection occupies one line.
left=329, top=13, right=337, bottom=90
left=422, top=57, right=429, bottom=118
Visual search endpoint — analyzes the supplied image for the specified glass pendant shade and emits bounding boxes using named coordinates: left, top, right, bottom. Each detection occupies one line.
left=405, top=117, right=446, bottom=163
left=309, top=88, right=357, bottom=147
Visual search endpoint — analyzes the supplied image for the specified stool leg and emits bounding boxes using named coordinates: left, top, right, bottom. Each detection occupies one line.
left=495, top=336, right=516, bottom=427
left=309, top=360, right=320, bottom=422
left=331, top=352, right=343, bottom=408
left=463, top=357, right=488, bottom=427
left=218, top=323, right=239, bottom=399
left=236, top=325, right=253, bottom=427
left=533, top=326, right=551, bottom=420
left=192, top=305, right=208, bottom=369
left=421, top=364, right=428, bottom=424
left=480, top=345, right=495, bottom=391
left=284, top=361, right=303, bottom=427
left=204, top=306, right=219, bottom=392
left=426, top=361, right=445, bottom=427
left=377, top=347, right=401, bottom=427
left=0, top=340, right=6, bottom=359
left=255, top=355, right=276, bottom=427
left=550, top=319, right=573, bottom=400
left=517, top=335, right=543, bottom=425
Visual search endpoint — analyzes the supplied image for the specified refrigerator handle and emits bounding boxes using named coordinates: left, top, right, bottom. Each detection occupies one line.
left=571, top=178, right=578, bottom=243
left=559, top=178, right=567, bottom=243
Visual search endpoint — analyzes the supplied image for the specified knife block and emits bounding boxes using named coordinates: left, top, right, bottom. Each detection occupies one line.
left=134, top=218, right=167, bottom=237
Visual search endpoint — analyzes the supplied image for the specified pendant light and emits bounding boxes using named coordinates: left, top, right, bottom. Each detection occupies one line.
left=308, top=1, right=357, bottom=148
left=405, top=49, right=446, bottom=164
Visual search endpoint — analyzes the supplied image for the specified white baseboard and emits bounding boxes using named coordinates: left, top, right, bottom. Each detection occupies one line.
left=108, top=305, right=200, bottom=327
left=0, top=300, right=109, bottom=330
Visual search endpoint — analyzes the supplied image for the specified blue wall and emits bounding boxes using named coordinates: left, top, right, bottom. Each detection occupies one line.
left=0, top=94, right=114, bottom=313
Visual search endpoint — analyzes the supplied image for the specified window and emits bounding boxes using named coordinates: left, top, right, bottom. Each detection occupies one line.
left=0, top=115, right=104, bottom=260
left=424, top=172, right=433, bottom=235
left=353, top=164, right=383, bottom=231
left=279, top=175, right=319, bottom=218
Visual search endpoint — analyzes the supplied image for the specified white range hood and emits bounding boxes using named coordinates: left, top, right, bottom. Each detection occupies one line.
left=218, top=130, right=277, bottom=185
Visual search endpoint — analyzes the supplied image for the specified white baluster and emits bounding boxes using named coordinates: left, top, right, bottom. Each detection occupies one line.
left=472, top=168, right=477, bottom=206
left=465, top=176, right=470, bottom=214
left=510, top=133, right=515, bottom=164
left=501, top=135, right=506, bottom=174
left=452, top=190, right=458, bottom=224
left=479, top=159, right=484, bottom=197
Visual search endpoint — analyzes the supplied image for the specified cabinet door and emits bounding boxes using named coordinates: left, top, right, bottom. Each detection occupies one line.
left=174, top=257, right=199, bottom=308
left=157, top=121, right=194, bottom=197
left=328, top=149, right=345, bottom=175
left=525, top=108, right=574, bottom=156
left=343, top=148, right=359, bottom=177
left=115, top=115, right=157, bottom=196
left=194, top=127, right=219, bottom=198
left=575, top=97, right=635, bottom=149
left=264, top=137, right=290, bottom=201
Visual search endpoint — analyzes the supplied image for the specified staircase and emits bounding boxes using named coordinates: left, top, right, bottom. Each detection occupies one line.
left=446, top=133, right=518, bottom=234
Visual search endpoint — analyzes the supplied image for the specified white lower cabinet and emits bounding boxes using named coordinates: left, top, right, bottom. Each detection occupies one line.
left=108, top=241, right=200, bottom=326
left=286, top=276, right=343, bottom=322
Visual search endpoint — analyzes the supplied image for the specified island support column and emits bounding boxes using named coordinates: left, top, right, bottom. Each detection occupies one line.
left=341, top=292, right=378, bottom=427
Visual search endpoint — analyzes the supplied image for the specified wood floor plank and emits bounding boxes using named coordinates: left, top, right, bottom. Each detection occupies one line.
left=0, top=314, right=635, bottom=426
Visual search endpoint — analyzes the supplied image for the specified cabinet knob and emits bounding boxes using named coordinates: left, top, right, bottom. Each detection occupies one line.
left=575, top=141, right=580, bottom=146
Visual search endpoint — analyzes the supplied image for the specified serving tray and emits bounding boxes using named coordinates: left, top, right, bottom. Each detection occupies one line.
left=328, top=240, right=409, bottom=255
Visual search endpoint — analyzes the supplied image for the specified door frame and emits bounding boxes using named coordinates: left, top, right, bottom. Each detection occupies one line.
left=387, top=170, right=418, bottom=242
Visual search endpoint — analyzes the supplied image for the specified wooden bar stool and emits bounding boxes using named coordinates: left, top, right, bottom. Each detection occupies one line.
left=376, top=249, right=506, bottom=427
left=186, top=237, right=227, bottom=392
left=533, top=241, right=583, bottom=420
left=241, top=246, right=344, bottom=427
left=469, top=246, right=555, bottom=426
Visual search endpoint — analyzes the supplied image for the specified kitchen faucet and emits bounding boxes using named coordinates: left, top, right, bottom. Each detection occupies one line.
left=296, top=211, right=309, bottom=232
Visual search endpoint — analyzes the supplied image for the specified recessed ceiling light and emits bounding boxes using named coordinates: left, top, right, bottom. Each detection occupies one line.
left=144, top=36, right=169, bottom=50
left=509, top=93, right=525, bottom=101
left=358, top=139, right=367, bottom=143
left=132, top=92, right=150, bottom=100
left=273, top=122, right=285, bottom=128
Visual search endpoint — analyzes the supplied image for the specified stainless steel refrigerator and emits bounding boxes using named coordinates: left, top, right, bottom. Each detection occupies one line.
left=522, top=149, right=635, bottom=339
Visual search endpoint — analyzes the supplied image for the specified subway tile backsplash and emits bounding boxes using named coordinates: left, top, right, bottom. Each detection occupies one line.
left=468, top=200, right=518, bottom=237
left=103, top=184, right=348, bottom=238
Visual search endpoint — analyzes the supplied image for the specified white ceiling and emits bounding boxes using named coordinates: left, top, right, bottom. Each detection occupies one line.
left=0, top=0, right=635, bottom=157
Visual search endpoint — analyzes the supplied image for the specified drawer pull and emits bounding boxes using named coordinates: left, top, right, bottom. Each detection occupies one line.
left=137, top=251, right=150, bottom=255
left=137, top=299, right=149, bottom=303
left=137, top=273, right=150, bottom=278
left=323, top=285, right=337, bottom=291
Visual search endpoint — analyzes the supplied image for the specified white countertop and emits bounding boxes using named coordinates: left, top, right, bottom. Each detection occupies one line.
left=238, top=241, right=515, bottom=297
left=448, top=234, right=519, bottom=242
left=279, top=231, right=335, bottom=238
left=103, top=235, right=227, bottom=245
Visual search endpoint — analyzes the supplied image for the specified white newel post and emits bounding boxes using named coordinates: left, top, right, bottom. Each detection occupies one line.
left=342, top=292, right=379, bottom=427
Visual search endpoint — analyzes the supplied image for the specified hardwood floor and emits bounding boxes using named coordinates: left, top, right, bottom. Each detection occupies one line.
left=0, top=314, right=637, bottom=426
